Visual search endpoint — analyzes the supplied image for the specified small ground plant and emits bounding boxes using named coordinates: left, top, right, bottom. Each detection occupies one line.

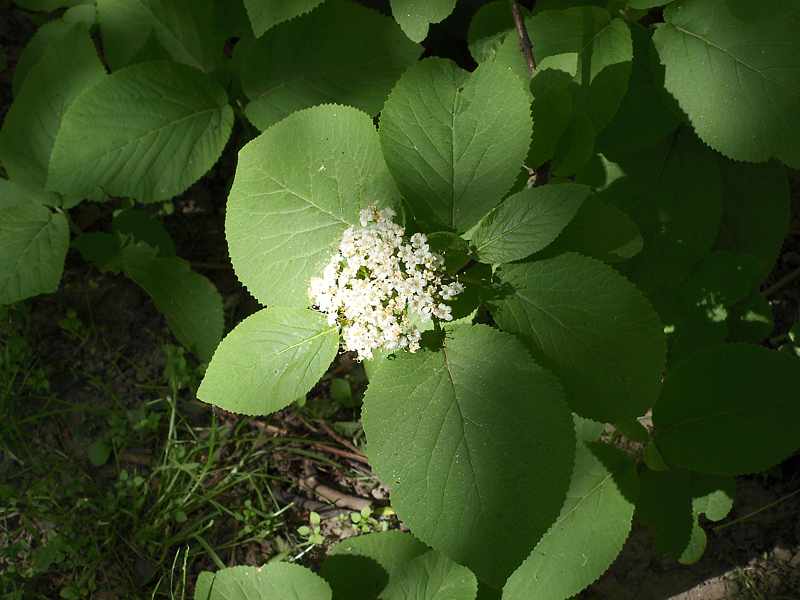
left=2, top=0, right=800, bottom=598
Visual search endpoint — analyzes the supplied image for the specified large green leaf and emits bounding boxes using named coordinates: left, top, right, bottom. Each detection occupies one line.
left=242, top=0, right=326, bottom=37
left=653, top=0, right=800, bottom=166
left=471, top=184, right=590, bottom=264
left=226, top=104, right=400, bottom=308
left=379, top=58, right=532, bottom=232
left=97, top=0, right=224, bottom=72
left=119, top=244, right=224, bottom=361
left=13, top=20, right=72, bottom=96
left=526, top=6, right=632, bottom=132
left=467, top=0, right=527, bottom=65
left=627, top=0, right=673, bottom=7
left=389, top=0, right=457, bottom=42
left=381, top=551, right=478, bottom=600
left=537, top=196, right=642, bottom=264
left=0, top=24, right=104, bottom=191
left=327, top=531, right=428, bottom=576
left=0, top=197, right=69, bottom=305
left=727, top=292, right=774, bottom=345
left=323, top=532, right=428, bottom=600
left=503, top=442, right=637, bottom=600
left=195, top=563, right=332, bottom=600
left=637, top=469, right=734, bottom=564
left=14, top=0, right=88, bottom=10
left=47, top=60, right=233, bottom=204
left=597, top=23, right=682, bottom=154
left=112, top=208, right=176, bottom=257
left=593, top=129, right=723, bottom=294
left=659, top=251, right=761, bottom=364
left=197, top=307, right=339, bottom=415
left=654, top=344, right=800, bottom=475
left=362, top=324, right=575, bottom=586
left=241, top=0, right=420, bottom=131
left=528, top=69, right=576, bottom=169
left=492, top=253, right=665, bottom=421
left=0, top=179, right=60, bottom=209
left=715, top=159, right=790, bottom=283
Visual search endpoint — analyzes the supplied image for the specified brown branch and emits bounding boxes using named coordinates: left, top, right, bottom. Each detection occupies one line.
left=301, top=475, right=372, bottom=512
left=511, top=2, right=536, bottom=75
left=310, top=442, right=371, bottom=465
left=317, top=419, right=364, bottom=456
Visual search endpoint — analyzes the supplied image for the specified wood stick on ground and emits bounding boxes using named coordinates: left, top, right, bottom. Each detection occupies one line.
left=317, top=419, right=365, bottom=456
left=511, top=1, right=536, bottom=75
left=310, top=442, right=371, bottom=465
left=301, top=475, right=372, bottom=512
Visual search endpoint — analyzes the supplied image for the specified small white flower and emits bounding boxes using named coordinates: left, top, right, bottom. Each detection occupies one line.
left=308, top=205, right=463, bottom=360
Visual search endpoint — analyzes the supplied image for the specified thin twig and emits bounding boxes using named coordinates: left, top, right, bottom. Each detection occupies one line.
left=511, top=1, right=536, bottom=75
left=317, top=419, right=364, bottom=456
left=310, top=442, right=370, bottom=465
left=713, top=487, right=800, bottom=534
left=763, top=265, right=800, bottom=297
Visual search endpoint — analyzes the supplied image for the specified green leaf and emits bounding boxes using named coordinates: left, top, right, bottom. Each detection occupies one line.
left=380, top=59, right=532, bottom=232
left=467, top=1, right=527, bottom=64
left=503, top=442, right=637, bottom=600
left=599, top=129, right=724, bottom=294
left=381, top=551, right=478, bottom=600
left=614, top=418, right=649, bottom=443
left=0, top=202, right=69, bottom=305
left=574, top=415, right=605, bottom=442
left=73, top=232, right=123, bottom=272
left=120, top=244, right=224, bottom=361
left=537, top=196, right=643, bottom=263
left=320, top=556, right=387, bottom=600
left=323, top=531, right=429, bottom=600
left=427, top=233, right=471, bottom=275
left=226, top=104, right=400, bottom=308
left=598, top=23, right=682, bottom=154
left=389, top=0, right=457, bottom=42
left=637, top=469, right=734, bottom=564
left=194, top=563, right=332, bottom=600
left=728, top=292, right=774, bottom=344
left=551, top=112, right=595, bottom=176
left=87, top=438, right=111, bottom=466
left=48, top=60, right=233, bottom=203
left=528, top=69, right=576, bottom=169
left=0, top=179, right=60, bottom=209
left=0, top=24, right=105, bottom=191
left=112, top=208, right=175, bottom=257
left=14, top=0, right=89, bottom=10
left=242, top=0, right=326, bottom=37
left=526, top=6, right=633, bottom=132
left=654, top=344, right=800, bottom=475
left=715, top=159, right=790, bottom=283
left=96, top=0, right=225, bottom=72
left=492, top=253, right=665, bottom=422
left=533, top=0, right=614, bottom=11
left=362, top=324, right=575, bottom=586
left=653, top=0, right=800, bottom=166
left=627, top=0, right=673, bottom=7
left=12, top=20, right=71, bottom=96
left=658, top=249, right=763, bottom=363
left=471, top=184, right=590, bottom=264
left=241, top=0, right=420, bottom=131
left=327, top=531, right=429, bottom=576
left=197, top=307, right=339, bottom=415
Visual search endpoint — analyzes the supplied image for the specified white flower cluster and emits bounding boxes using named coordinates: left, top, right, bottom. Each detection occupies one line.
left=309, top=206, right=464, bottom=360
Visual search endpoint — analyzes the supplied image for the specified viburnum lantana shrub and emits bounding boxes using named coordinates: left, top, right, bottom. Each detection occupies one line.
left=2, top=0, right=800, bottom=598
